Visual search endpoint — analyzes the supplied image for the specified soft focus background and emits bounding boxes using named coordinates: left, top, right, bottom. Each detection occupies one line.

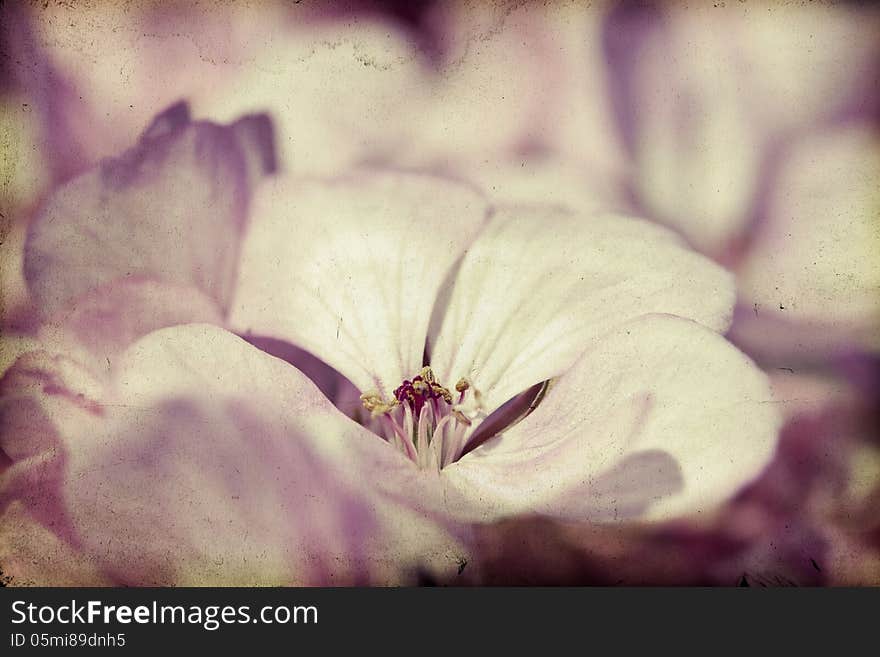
left=1, top=0, right=878, bottom=585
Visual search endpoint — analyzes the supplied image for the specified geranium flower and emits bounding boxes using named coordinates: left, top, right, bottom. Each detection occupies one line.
left=230, top=168, right=778, bottom=520
left=1, top=99, right=780, bottom=584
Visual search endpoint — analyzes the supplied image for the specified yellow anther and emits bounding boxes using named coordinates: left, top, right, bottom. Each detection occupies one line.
left=360, top=392, right=398, bottom=416
left=455, top=378, right=470, bottom=393
left=420, top=366, right=436, bottom=384
left=432, top=384, right=453, bottom=404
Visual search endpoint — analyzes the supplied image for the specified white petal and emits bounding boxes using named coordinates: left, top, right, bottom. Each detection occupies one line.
left=231, top=170, right=489, bottom=395
left=37, top=277, right=224, bottom=371
left=429, top=207, right=734, bottom=413
left=443, top=314, right=780, bottom=522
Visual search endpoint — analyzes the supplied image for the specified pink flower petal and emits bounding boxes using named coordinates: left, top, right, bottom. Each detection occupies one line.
left=0, top=502, right=111, bottom=586
left=38, top=277, right=224, bottom=370
left=1, top=325, right=463, bottom=585
left=24, top=102, right=275, bottom=320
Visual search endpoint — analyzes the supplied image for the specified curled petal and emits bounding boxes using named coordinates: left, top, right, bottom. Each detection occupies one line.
left=24, top=102, right=276, bottom=320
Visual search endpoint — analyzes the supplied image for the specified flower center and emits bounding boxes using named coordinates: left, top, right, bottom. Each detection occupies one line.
left=360, top=367, right=484, bottom=470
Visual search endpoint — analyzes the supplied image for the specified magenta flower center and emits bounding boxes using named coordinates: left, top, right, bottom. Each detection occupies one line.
left=360, top=367, right=480, bottom=470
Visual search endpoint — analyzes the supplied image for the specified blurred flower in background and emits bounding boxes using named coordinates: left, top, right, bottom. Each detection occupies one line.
left=1, top=0, right=878, bottom=585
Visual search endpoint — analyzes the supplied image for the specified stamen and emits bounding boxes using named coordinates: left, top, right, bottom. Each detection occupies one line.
left=362, top=368, right=478, bottom=469
left=360, top=391, right=398, bottom=416
left=361, top=367, right=545, bottom=470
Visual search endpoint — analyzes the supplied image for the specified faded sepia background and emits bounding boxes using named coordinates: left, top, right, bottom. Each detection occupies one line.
left=1, top=0, right=878, bottom=585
